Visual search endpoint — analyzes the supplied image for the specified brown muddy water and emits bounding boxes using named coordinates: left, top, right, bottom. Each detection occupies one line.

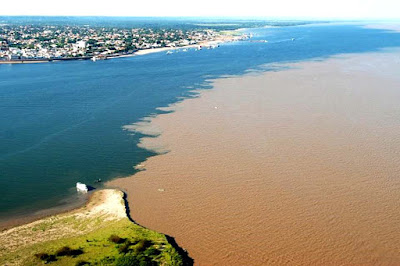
left=109, top=50, right=400, bottom=265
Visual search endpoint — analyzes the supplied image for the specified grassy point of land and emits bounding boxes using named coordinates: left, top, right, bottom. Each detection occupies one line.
left=0, top=189, right=187, bottom=265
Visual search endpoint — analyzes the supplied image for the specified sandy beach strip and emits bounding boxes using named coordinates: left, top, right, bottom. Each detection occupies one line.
left=132, top=37, right=238, bottom=57
left=0, top=189, right=126, bottom=256
left=132, top=45, right=198, bottom=56
left=0, top=189, right=187, bottom=265
left=108, top=48, right=400, bottom=265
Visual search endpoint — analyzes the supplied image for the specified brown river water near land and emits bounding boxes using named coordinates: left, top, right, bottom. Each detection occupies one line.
left=109, top=49, right=400, bottom=265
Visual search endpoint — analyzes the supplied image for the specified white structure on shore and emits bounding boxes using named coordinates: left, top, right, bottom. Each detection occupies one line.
left=76, top=182, right=88, bottom=193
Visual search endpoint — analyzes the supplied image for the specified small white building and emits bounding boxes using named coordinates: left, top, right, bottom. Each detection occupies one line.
left=76, top=40, right=87, bottom=49
left=72, top=41, right=87, bottom=52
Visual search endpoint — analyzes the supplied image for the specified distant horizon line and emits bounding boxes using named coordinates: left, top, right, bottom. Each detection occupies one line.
left=0, top=15, right=399, bottom=22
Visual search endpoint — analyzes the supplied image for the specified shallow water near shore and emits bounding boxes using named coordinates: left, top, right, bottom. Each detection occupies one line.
left=1, top=23, right=400, bottom=234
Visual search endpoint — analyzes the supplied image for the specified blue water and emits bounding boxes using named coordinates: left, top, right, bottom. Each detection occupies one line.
left=1, top=23, right=400, bottom=220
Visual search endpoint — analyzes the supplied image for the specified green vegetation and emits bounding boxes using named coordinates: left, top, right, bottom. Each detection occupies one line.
left=0, top=190, right=186, bottom=265
left=21, top=219, right=181, bottom=265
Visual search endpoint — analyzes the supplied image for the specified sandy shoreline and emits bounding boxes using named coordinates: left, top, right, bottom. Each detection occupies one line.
left=0, top=189, right=186, bottom=265
left=0, top=189, right=125, bottom=262
left=108, top=48, right=400, bottom=265
left=0, top=192, right=90, bottom=231
left=111, top=35, right=242, bottom=58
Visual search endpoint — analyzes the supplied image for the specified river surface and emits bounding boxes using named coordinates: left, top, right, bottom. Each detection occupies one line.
left=1, top=23, right=400, bottom=226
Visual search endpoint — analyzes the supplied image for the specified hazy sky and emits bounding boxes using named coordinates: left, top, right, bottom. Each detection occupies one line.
left=1, top=0, right=399, bottom=19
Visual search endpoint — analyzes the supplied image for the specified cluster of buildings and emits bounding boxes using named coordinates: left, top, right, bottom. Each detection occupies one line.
left=0, top=25, right=232, bottom=61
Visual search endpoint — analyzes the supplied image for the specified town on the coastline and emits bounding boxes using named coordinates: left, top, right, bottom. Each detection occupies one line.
left=0, top=24, right=247, bottom=62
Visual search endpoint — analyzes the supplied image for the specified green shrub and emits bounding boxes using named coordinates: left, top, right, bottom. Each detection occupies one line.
left=118, top=242, right=131, bottom=254
left=55, top=246, right=71, bottom=256
left=115, top=255, right=140, bottom=266
left=115, top=254, right=156, bottom=266
left=55, top=246, right=84, bottom=257
left=71, top=249, right=84, bottom=257
left=34, top=252, right=57, bottom=263
left=109, top=234, right=125, bottom=244
left=144, top=247, right=161, bottom=257
left=134, top=239, right=152, bottom=253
